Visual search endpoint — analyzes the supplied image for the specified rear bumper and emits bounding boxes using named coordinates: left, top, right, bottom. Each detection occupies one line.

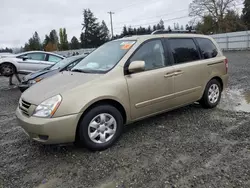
left=16, top=107, right=80, bottom=144
left=221, top=74, right=229, bottom=90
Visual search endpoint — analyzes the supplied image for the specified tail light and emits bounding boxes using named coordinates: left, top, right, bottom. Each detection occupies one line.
left=224, top=58, right=228, bottom=73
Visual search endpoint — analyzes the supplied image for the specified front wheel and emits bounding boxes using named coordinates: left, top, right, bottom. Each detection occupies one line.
left=77, top=105, right=124, bottom=151
left=200, top=79, right=222, bottom=108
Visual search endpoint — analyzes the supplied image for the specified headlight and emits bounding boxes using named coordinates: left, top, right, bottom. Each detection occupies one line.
left=33, top=95, right=62, bottom=118
left=28, top=78, right=42, bottom=85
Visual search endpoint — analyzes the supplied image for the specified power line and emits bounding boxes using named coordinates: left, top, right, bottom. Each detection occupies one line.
left=111, top=0, right=155, bottom=13
left=114, top=15, right=188, bottom=30
left=114, top=8, right=188, bottom=26
left=113, top=2, right=244, bottom=30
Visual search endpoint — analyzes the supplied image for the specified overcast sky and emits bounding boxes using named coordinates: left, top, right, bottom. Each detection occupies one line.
left=0, top=0, right=193, bottom=48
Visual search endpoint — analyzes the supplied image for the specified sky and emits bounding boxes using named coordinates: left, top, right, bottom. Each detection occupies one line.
left=0, top=0, right=194, bottom=48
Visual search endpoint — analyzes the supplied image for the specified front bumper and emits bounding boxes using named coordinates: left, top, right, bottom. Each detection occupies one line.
left=16, top=107, right=80, bottom=144
left=18, top=84, right=30, bottom=92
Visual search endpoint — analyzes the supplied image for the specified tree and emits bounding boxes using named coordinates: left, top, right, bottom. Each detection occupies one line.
left=222, top=10, right=247, bottom=32
left=0, top=47, right=13, bottom=53
left=159, top=19, right=165, bottom=30
left=147, top=26, right=152, bottom=34
left=122, top=26, right=128, bottom=36
left=59, top=28, right=69, bottom=50
left=189, top=0, right=238, bottom=33
left=174, top=23, right=180, bottom=30
left=196, top=15, right=217, bottom=34
left=49, top=29, right=59, bottom=48
left=99, top=20, right=110, bottom=45
left=242, top=0, right=250, bottom=29
left=23, top=31, right=42, bottom=51
left=81, top=9, right=101, bottom=48
left=180, top=25, right=184, bottom=30
left=70, top=36, right=80, bottom=49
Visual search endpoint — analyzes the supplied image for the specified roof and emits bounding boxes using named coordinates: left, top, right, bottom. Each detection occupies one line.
left=16, top=51, right=64, bottom=58
left=117, top=33, right=213, bottom=42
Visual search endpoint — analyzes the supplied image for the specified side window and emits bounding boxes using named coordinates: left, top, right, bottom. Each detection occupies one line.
left=48, top=55, right=62, bottom=63
left=168, top=38, right=200, bottom=64
left=196, top=38, right=218, bottom=59
left=26, top=53, right=46, bottom=61
left=130, top=40, right=166, bottom=71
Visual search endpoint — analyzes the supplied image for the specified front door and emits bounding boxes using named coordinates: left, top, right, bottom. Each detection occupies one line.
left=17, top=52, right=51, bottom=73
left=125, top=39, right=175, bottom=120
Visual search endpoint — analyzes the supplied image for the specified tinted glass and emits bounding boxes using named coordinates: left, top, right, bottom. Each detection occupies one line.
left=72, top=40, right=136, bottom=73
left=168, top=38, right=200, bottom=64
left=26, top=53, right=45, bottom=61
left=130, top=40, right=165, bottom=70
left=48, top=55, right=63, bottom=63
left=196, top=38, right=218, bottom=59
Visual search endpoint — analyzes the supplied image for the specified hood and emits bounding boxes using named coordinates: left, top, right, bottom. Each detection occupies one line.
left=22, top=71, right=101, bottom=105
left=0, top=54, right=16, bottom=58
left=23, top=68, right=56, bottom=81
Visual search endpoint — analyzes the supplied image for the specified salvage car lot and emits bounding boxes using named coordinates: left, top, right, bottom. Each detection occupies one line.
left=1, top=51, right=250, bottom=188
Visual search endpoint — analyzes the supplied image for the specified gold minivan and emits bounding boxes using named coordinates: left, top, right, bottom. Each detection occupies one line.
left=16, top=33, right=228, bottom=150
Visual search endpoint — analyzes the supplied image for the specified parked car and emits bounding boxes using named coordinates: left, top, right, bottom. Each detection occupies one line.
left=16, top=32, right=228, bottom=151
left=18, top=54, right=87, bottom=92
left=0, top=51, right=64, bottom=76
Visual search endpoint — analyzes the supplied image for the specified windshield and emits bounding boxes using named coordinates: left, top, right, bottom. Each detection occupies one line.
left=71, top=40, right=136, bottom=73
left=49, top=56, right=79, bottom=70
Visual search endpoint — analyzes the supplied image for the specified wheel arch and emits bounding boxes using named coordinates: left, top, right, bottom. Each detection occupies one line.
left=75, top=99, right=127, bottom=141
left=0, top=61, right=17, bottom=75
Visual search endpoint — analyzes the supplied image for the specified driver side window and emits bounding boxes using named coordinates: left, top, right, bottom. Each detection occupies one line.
left=130, top=40, right=166, bottom=71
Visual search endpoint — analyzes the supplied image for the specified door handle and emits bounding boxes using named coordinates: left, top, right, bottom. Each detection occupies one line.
left=174, top=70, right=183, bottom=76
left=164, top=72, right=175, bottom=78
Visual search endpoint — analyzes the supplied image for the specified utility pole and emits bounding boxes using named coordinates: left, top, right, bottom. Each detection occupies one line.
left=108, top=11, right=115, bottom=39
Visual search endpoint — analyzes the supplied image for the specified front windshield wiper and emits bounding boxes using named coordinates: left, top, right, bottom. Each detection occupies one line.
left=71, top=69, right=105, bottom=74
left=71, top=69, right=92, bottom=73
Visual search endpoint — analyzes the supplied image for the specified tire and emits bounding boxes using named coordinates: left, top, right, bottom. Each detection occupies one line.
left=200, top=79, right=222, bottom=109
left=77, top=105, right=124, bottom=151
left=0, top=63, right=16, bottom=77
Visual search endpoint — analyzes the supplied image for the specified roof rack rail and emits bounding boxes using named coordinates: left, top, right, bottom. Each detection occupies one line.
left=151, top=29, right=197, bottom=35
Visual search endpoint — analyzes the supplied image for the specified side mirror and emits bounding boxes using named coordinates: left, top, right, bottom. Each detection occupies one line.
left=22, top=55, right=29, bottom=61
left=128, top=61, right=145, bottom=73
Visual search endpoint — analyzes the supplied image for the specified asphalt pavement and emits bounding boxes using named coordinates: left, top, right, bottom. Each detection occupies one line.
left=1, top=51, right=250, bottom=188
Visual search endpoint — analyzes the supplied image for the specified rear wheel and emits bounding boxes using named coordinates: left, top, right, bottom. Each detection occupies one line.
left=77, top=105, right=124, bottom=151
left=200, top=79, right=222, bottom=108
left=0, top=63, right=16, bottom=77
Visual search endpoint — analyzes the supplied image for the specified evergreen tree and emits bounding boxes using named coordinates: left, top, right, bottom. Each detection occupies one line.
left=81, top=9, right=101, bottom=48
left=23, top=31, right=42, bottom=51
left=243, top=0, right=250, bottom=29
left=122, top=26, right=128, bottom=36
left=147, top=26, right=152, bottom=34
left=159, top=19, right=165, bottom=30
left=99, top=20, right=110, bottom=45
left=70, top=36, right=80, bottom=49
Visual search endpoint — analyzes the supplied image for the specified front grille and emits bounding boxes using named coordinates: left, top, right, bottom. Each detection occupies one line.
left=19, top=99, right=31, bottom=116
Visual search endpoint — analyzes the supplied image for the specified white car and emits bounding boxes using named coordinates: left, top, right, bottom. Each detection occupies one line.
left=0, top=51, right=64, bottom=76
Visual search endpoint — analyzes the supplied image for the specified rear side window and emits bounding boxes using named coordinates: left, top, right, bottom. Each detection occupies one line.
left=196, top=38, right=218, bottom=59
left=168, top=38, right=200, bottom=64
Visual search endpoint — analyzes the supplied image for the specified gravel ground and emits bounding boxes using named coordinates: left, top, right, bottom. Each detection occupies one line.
left=1, top=51, right=250, bottom=188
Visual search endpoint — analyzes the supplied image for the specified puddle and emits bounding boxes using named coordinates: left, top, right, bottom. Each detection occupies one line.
left=218, top=89, right=250, bottom=112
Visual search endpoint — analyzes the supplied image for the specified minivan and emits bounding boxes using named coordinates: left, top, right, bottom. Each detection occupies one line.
left=16, top=33, right=228, bottom=151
